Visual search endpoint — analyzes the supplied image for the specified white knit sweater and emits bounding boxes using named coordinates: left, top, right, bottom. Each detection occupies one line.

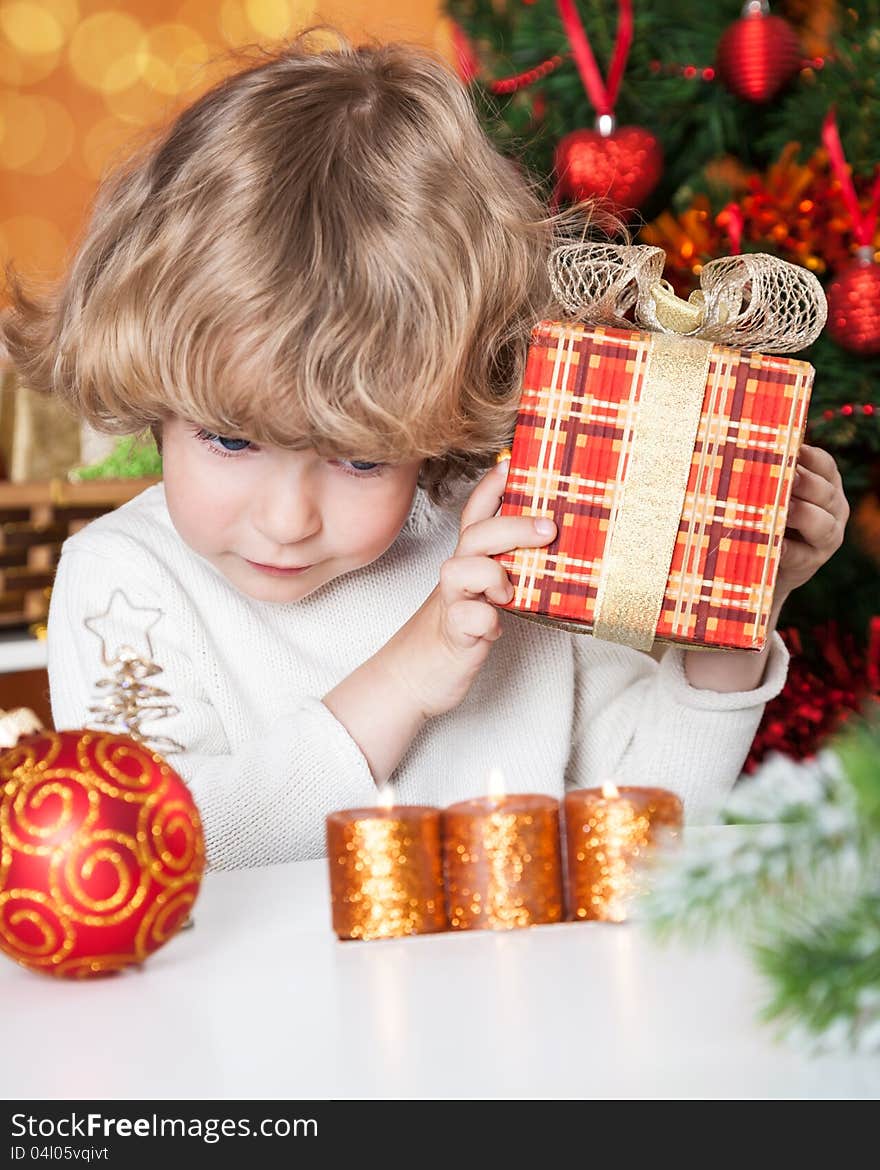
left=47, top=483, right=789, bottom=870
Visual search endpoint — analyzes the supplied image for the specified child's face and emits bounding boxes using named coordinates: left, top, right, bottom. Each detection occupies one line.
left=161, top=417, right=423, bottom=603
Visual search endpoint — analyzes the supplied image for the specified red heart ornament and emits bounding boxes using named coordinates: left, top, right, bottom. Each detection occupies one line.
left=554, top=125, right=663, bottom=215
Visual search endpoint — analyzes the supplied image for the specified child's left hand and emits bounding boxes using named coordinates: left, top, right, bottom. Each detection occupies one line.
left=776, top=444, right=849, bottom=602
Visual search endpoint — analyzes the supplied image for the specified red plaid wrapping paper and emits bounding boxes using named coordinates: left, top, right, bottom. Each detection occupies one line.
left=496, top=320, right=814, bottom=651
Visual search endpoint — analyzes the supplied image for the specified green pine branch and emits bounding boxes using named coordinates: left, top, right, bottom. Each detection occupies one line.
left=642, top=713, right=880, bottom=1051
left=756, top=889, right=880, bottom=1049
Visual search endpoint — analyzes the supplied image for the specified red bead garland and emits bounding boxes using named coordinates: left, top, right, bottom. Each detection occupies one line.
left=489, top=54, right=567, bottom=95
left=821, top=403, right=877, bottom=420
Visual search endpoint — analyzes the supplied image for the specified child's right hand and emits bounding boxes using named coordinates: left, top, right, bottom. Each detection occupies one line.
left=380, top=460, right=557, bottom=719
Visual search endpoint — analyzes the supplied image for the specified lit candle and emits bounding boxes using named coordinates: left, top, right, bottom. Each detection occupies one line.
left=326, top=788, right=447, bottom=941
left=564, top=783, right=683, bottom=922
left=442, top=771, right=564, bottom=931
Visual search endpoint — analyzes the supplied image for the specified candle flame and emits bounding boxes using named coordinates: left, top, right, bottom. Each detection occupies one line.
left=377, top=785, right=394, bottom=810
left=487, top=768, right=506, bottom=801
left=602, top=781, right=620, bottom=799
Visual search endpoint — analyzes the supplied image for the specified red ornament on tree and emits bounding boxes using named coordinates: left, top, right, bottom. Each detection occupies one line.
left=826, top=248, right=880, bottom=355
left=553, top=0, right=663, bottom=216
left=0, top=591, right=206, bottom=978
left=555, top=121, right=663, bottom=214
left=820, top=112, right=880, bottom=354
left=716, top=1, right=801, bottom=103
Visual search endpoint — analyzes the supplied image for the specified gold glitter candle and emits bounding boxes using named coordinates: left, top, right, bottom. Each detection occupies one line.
left=442, top=794, right=564, bottom=930
left=564, top=784, right=683, bottom=923
left=326, top=805, right=447, bottom=941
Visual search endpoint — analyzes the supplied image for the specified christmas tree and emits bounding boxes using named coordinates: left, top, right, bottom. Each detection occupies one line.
left=445, top=0, right=880, bottom=767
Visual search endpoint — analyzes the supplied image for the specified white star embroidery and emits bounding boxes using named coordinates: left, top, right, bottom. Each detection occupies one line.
left=84, top=590, right=164, bottom=666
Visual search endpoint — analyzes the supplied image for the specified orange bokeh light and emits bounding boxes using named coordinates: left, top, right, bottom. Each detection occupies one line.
left=1, top=1, right=451, bottom=286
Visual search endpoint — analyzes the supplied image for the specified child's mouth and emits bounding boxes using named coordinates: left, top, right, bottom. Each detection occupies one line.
left=245, top=560, right=313, bottom=577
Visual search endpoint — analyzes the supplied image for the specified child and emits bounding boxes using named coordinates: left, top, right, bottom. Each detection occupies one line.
left=2, top=33, right=848, bottom=870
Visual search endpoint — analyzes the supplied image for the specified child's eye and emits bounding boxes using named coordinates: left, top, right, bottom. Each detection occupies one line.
left=338, top=459, right=384, bottom=477
left=196, top=429, right=252, bottom=455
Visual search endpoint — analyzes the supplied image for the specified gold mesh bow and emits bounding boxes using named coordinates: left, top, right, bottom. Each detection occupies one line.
left=548, top=242, right=827, bottom=354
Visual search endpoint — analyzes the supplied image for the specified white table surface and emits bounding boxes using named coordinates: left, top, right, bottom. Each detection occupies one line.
left=2, top=855, right=878, bottom=1101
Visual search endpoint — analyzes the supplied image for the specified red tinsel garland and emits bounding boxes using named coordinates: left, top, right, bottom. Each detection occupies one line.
left=744, top=618, right=880, bottom=771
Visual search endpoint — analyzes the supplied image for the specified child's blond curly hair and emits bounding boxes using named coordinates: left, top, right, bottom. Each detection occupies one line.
left=2, top=29, right=593, bottom=501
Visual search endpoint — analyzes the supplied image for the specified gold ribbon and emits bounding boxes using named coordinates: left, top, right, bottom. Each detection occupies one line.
left=592, top=335, right=712, bottom=651
left=652, top=281, right=710, bottom=334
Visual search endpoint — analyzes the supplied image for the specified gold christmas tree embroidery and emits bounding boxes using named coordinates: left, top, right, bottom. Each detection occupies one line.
left=84, top=590, right=183, bottom=753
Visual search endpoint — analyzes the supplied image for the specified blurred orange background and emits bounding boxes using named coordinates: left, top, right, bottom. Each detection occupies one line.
left=0, top=0, right=452, bottom=289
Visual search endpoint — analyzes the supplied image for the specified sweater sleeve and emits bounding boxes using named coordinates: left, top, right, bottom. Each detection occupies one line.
left=47, top=546, right=378, bottom=869
left=565, top=632, right=789, bottom=823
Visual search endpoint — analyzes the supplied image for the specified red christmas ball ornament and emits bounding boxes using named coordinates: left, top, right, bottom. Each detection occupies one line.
left=716, top=1, right=801, bottom=103
left=554, top=121, right=663, bottom=216
left=826, top=248, right=880, bottom=355
left=0, top=728, right=205, bottom=978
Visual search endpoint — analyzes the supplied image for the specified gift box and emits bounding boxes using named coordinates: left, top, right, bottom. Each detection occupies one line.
left=496, top=244, right=827, bottom=653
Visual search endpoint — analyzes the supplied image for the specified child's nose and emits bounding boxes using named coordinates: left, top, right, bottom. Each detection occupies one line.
left=252, top=480, right=321, bottom=546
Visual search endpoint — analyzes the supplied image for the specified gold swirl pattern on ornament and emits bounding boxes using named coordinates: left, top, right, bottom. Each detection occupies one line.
left=0, top=770, right=99, bottom=855
left=135, top=883, right=199, bottom=958
left=1, top=732, right=62, bottom=773
left=77, top=733, right=167, bottom=801
left=53, top=953, right=137, bottom=979
left=49, top=829, right=150, bottom=926
left=138, top=796, right=205, bottom=882
left=0, top=887, right=75, bottom=966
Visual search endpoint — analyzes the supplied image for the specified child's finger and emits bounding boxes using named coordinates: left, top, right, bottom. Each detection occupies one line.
left=456, top=512, right=556, bottom=558
left=459, top=459, right=511, bottom=530
left=779, top=536, right=815, bottom=577
left=785, top=497, right=844, bottom=550
left=439, top=555, right=513, bottom=606
left=796, top=444, right=842, bottom=487
left=792, top=463, right=842, bottom=513
left=445, top=598, right=502, bottom=648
